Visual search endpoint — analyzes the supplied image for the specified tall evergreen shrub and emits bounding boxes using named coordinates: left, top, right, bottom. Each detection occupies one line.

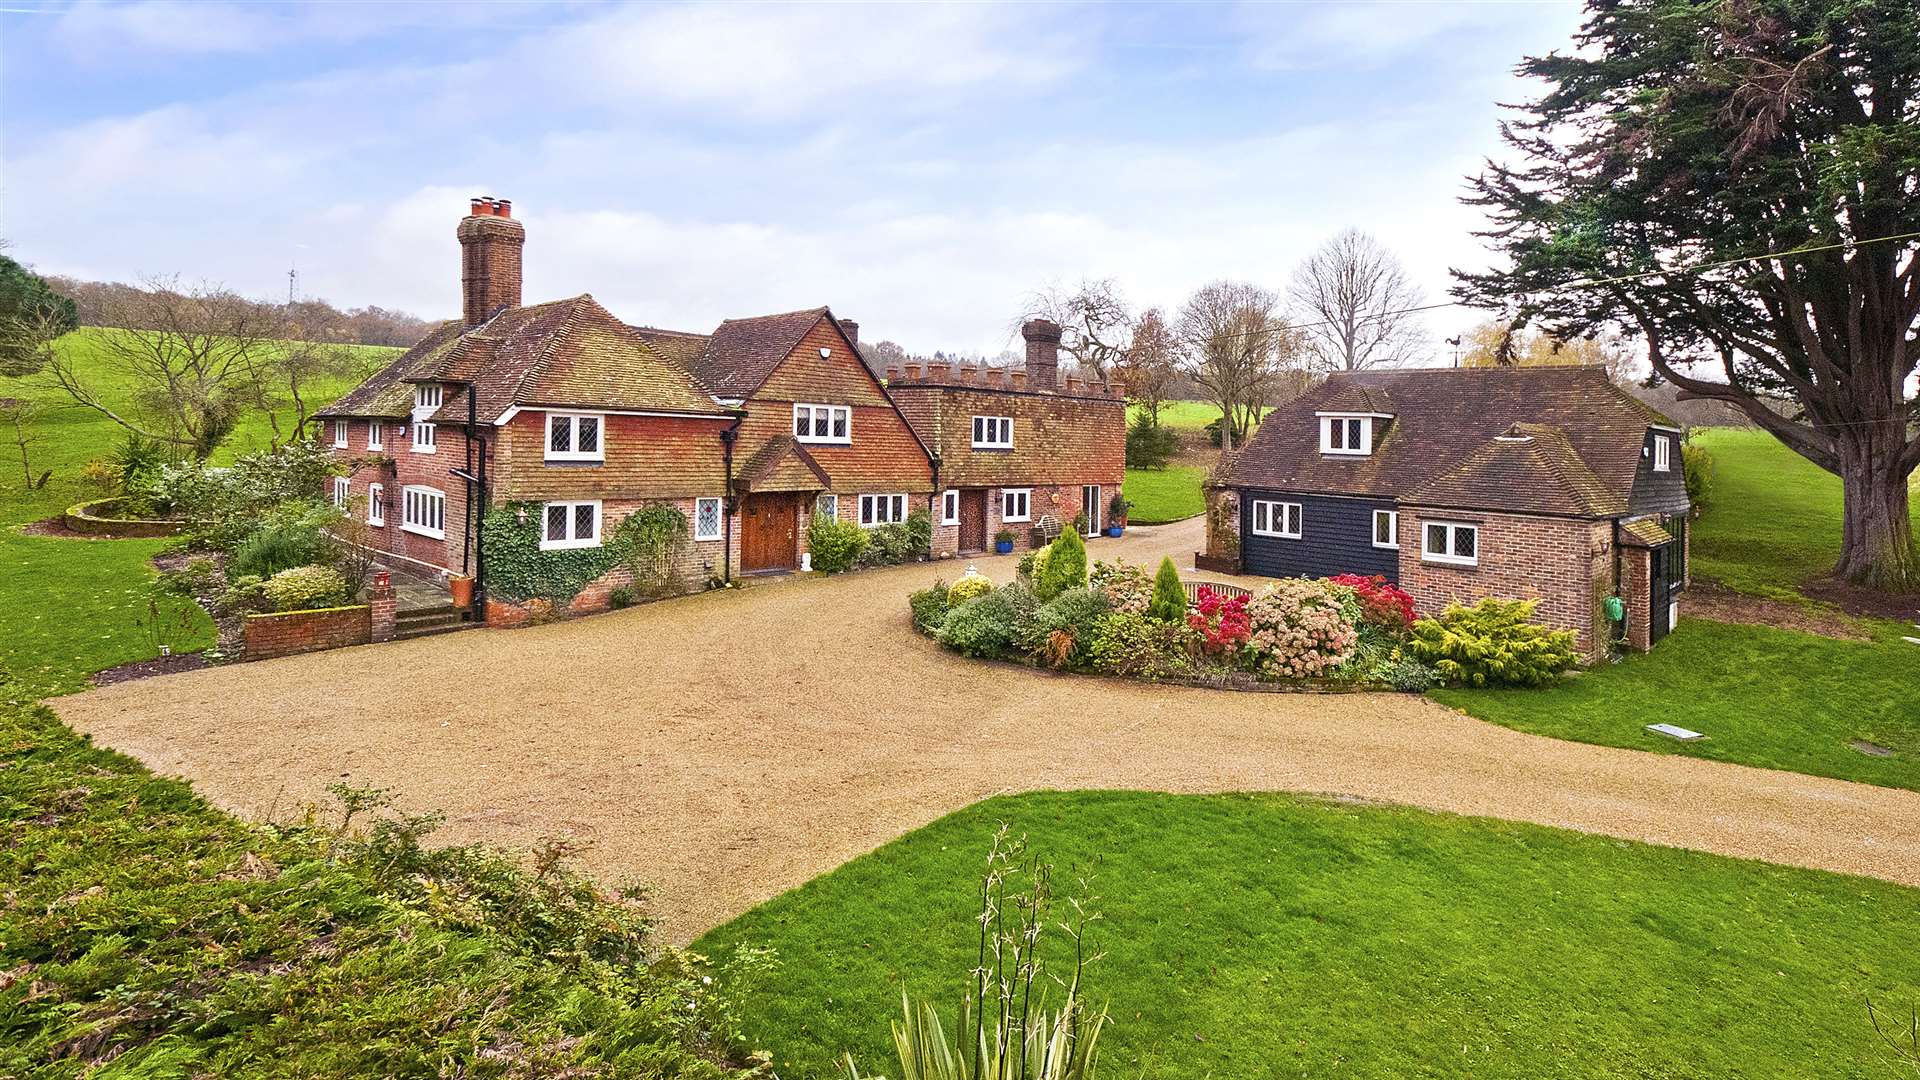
left=1033, top=527, right=1087, bottom=601
left=1146, top=556, right=1187, bottom=622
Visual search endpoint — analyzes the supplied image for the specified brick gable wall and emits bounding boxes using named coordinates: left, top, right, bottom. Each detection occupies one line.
left=1396, top=508, right=1614, bottom=662
left=331, top=416, right=471, bottom=577
left=887, top=384, right=1125, bottom=490
left=491, top=411, right=732, bottom=501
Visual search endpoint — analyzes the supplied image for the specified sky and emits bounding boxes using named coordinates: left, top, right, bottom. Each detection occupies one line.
left=1, top=0, right=1590, bottom=358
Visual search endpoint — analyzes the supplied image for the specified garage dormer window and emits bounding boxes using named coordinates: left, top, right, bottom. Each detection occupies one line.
left=1318, top=413, right=1376, bottom=456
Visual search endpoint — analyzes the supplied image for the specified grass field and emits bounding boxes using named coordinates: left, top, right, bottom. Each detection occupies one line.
left=1127, top=399, right=1271, bottom=432
left=1689, top=427, right=1920, bottom=599
left=0, top=328, right=392, bottom=700
left=697, top=790, right=1920, bottom=1079
left=1122, top=465, right=1207, bottom=523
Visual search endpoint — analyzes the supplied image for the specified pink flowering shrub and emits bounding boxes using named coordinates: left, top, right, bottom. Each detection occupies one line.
left=1090, top=559, right=1152, bottom=616
left=1329, top=573, right=1416, bottom=634
left=1187, top=585, right=1251, bottom=656
left=1242, top=578, right=1359, bottom=678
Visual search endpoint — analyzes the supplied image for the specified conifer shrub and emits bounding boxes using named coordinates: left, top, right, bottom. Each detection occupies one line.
left=1033, top=528, right=1087, bottom=601
left=1408, top=598, right=1579, bottom=687
left=1146, top=556, right=1187, bottom=622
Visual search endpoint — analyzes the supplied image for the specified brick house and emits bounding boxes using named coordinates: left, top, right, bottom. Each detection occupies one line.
left=885, top=320, right=1127, bottom=555
left=1204, top=366, right=1691, bottom=659
left=633, top=308, right=937, bottom=573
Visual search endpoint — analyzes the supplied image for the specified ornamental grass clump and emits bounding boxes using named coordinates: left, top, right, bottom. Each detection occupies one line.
left=1409, top=597, right=1579, bottom=688
left=1242, top=578, right=1360, bottom=679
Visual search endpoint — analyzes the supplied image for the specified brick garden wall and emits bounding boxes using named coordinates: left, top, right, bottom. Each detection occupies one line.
left=244, top=605, right=372, bottom=660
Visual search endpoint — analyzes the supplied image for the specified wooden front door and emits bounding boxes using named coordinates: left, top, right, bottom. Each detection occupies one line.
left=741, top=493, right=798, bottom=572
left=958, top=489, right=988, bottom=553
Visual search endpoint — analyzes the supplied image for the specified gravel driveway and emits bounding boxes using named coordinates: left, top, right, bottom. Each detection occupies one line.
left=55, top=519, right=1920, bottom=943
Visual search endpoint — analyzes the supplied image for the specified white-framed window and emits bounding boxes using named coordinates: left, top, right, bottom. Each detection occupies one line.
left=941, top=489, right=960, bottom=525
left=971, top=416, right=1013, bottom=449
left=1652, top=434, right=1671, bottom=472
left=411, top=421, right=436, bottom=453
left=1250, top=499, right=1302, bottom=538
left=792, top=403, right=851, bottom=445
left=545, top=412, right=604, bottom=462
left=401, top=486, right=446, bottom=539
left=859, top=493, right=908, bottom=526
left=367, top=422, right=383, bottom=451
left=1422, top=520, right=1479, bottom=566
left=1372, top=509, right=1399, bottom=548
left=694, top=497, right=723, bottom=541
left=815, top=493, right=838, bottom=521
left=1319, top=415, right=1373, bottom=456
left=414, top=383, right=442, bottom=411
left=540, top=500, right=601, bottom=551
left=1000, top=488, right=1031, bottom=523
left=367, top=482, right=384, bottom=526
left=332, top=476, right=349, bottom=508
left=332, top=419, right=348, bottom=448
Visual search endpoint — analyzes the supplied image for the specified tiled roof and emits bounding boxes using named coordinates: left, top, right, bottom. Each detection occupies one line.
left=679, top=307, right=832, bottom=398
left=322, top=296, right=731, bottom=424
left=736, top=434, right=831, bottom=492
left=1404, top=422, right=1627, bottom=517
left=1216, top=365, right=1676, bottom=517
left=1620, top=517, right=1676, bottom=548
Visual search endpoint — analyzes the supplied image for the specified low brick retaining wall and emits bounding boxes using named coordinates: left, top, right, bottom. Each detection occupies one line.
left=244, top=605, right=371, bottom=660
left=64, top=497, right=187, bottom=538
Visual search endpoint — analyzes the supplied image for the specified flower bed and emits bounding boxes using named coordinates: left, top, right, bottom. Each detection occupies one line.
left=910, top=551, right=1581, bottom=693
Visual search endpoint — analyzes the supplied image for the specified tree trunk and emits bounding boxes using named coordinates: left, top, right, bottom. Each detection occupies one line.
left=1832, top=428, right=1918, bottom=592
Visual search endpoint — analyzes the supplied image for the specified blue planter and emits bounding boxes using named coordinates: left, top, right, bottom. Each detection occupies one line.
left=995, top=540, right=1015, bottom=554
left=1106, top=525, right=1124, bottom=538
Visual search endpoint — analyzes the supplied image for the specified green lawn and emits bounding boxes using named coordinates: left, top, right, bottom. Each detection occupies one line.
left=1433, top=618, right=1920, bottom=790
left=698, top=790, right=1920, bottom=1079
left=1690, top=427, right=1920, bottom=600
left=1127, top=399, right=1269, bottom=431
left=1123, top=465, right=1207, bottom=524
left=0, top=328, right=391, bottom=700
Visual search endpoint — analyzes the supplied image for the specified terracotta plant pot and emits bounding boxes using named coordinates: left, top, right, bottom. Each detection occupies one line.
left=449, top=574, right=475, bottom=610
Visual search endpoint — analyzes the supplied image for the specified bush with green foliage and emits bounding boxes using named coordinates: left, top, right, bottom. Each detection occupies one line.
left=1373, top=654, right=1441, bottom=692
left=1090, top=559, right=1152, bottom=615
left=218, top=573, right=271, bottom=615
left=0, top=702, right=768, bottom=1076
left=0, top=254, right=77, bottom=376
left=483, top=502, right=690, bottom=603
left=107, top=433, right=178, bottom=514
left=1146, top=556, right=1187, bottom=622
left=261, top=564, right=351, bottom=612
left=936, top=582, right=1036, bottom=658
left=154, top=556, right=220, bottom=599
left=909, top=581, right=951, bottom=634
left=808, top=515, right=870, bottom=574
left=153, top=440, right=342, bottom=552
left=1086, top=611, right=1197, bottom=680
left=1242, top=578, right=1359, bottom=679
left=946, top=569, right=994, bottom=606
left=860, top=510, right=933, bottom=567
left=1682, top=441, right=1714, bottom=509
left=1125, top=415, right=1179, bottom=469
left=1033, top=528, right=1087, bottom=601
left=1409, top=598, right=1580, bottom=688
left=230, top=500, right=339, bottom=579
left=1020, top=587, right=1112, bottom=668
left=609, top=585, right=638, bottom=609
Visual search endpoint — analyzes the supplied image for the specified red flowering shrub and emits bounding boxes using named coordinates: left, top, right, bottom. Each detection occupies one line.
left=1330, top=573, right=1416, bottom=634
left=1187, top=585, right=1251, bottom=656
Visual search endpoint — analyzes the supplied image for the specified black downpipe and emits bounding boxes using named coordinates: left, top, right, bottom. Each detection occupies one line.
left=469, top=389, right=489, bottom=623
left=720, top=415, right=743, bottom=584
left=461, top=391, right=476, bottom=574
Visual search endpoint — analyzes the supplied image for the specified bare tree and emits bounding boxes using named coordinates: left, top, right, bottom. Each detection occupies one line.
left=0, top=396, right=48, bottom=490
left=1289, top=229, right=1426, bottom=371
left=1175, top=281, right=1300, bottom=450
left=1114, top=307, right=1178, bottom=425
left=41, top=277, right=340, bottom=459
left=1020, top=279, right=1133, bottom=378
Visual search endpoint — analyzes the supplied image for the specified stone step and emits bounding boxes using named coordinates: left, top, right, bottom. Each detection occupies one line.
left=395, top=621, right=471, bottom=641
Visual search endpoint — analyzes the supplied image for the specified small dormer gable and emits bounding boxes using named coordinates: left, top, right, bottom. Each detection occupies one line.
left=1315, top=410, right=1392, bottom=456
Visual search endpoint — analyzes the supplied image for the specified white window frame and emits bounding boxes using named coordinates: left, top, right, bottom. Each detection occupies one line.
left=971, top=415, right=1013, bottom=449
left=539, top=500, right=602, bottom=551
left=366, top=422, right=383, bottom=451
left=1000, top=488, right=1031, bottom=524
left=1318, top=414, right=1374, bottom=456
left=859, top=493, right=908, bottom=527
left=544, top=412, right=606, bottom=463
left=411, top=421, right=436, bottom=454
left=332, top=476, right=349, bottom=509
left=367, top=482, right=384, bottom=526
left=1372, top=509, right=1399, bottom=549
left=401, top=485, right=446, bottom=539
left=792, top=403, right=852, bottom=445
left=1652, top=434, right=1671, bottom=472
left=1250, top=499, right=1302, bottom=539
left=693, top=497, right=723, bottom=541
left=940, top=489, right=960, bottom=526
left=332, top=419, right=348, bottom=448
left=1421, top=520, right=1480, bottom=566
left=414, top=383, right=442, bottom=411
left=815, top=493, right=838, bottom=521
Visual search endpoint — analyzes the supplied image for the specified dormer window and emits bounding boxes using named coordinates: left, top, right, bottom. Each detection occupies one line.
left=1318, top=413, right=1376, bottom=456
left=414, top=383, right=442, bottom=413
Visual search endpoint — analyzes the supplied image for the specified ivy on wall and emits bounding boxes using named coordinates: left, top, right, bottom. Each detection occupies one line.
left=482, top=502, right=690, bottom=604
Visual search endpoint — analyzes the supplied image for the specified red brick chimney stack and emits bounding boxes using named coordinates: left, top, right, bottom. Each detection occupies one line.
left=1021, top=318, right=1062, bottom=390
left=458, top=194, right=525, bottom=326
left=837, top=318, right=859, bottom=345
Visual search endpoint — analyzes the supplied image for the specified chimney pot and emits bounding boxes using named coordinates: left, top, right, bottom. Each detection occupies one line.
left=904, top=361, right=923, bottom=380
left=496, top=199, right=512, bottom=218
left=1010, top=370, right=1027, bottom=389
left=986, top=368, right=1007, bottom=388
left=470, top=197, right=486, bottom=216
left=885, top=364, right=901, bottom=380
